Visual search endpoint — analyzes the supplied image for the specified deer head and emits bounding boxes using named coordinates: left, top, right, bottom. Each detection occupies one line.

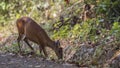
left=54, top=40, right=63, bottom=59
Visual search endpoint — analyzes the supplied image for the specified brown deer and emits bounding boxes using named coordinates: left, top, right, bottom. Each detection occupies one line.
left=16, top=17, right=63, bottom=59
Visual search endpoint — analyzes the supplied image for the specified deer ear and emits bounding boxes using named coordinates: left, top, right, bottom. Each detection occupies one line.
left=56, top=40, right=59, bottom=43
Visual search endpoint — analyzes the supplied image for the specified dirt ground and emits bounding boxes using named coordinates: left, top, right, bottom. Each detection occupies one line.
left=0, top=53, right=78, bottom=68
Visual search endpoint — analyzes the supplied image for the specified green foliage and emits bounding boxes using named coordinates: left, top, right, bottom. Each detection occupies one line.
left=111, top=22, right=120, bottom=37
left=52, top=19, right=102, bottom=42
left=1, top=43, right=35, bottom=55
left=52, top=25, right=70, bottom=39
left=96, top=0, right=111, bottom=14
left=95, top=0, right=120, bottom=22
left=1, top=43, right=19, bottom=53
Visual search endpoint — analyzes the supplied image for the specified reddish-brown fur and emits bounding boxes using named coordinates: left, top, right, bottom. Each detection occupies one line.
left=16, top=17, right=63, bottom=59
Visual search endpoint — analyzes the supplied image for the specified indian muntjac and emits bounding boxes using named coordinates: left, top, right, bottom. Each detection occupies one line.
left=16, top=17, right=63, bottom=59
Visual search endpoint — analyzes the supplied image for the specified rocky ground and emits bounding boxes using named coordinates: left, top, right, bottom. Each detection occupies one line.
left=68, top=39, right=120, bottom=68
left=0, top=53, right=78, bottom=68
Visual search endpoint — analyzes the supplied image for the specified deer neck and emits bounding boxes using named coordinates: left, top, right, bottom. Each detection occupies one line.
left=47, top=39, right=56, bottom=50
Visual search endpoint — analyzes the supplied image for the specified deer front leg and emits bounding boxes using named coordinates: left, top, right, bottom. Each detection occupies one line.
left=42, top=46, right=48, bottom=58
left=39, top=45, right=43, bottom=55
left=39, top=44, right=48, bottom=58
left=24, top=38, right=35, bottom=55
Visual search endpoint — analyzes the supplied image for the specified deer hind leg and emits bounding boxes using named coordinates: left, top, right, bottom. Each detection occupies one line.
left=17, top=34, right=22, bottom=53
left=17, top=34, right=27, bottom=53
left=21, top=34, right=26, bottom=40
